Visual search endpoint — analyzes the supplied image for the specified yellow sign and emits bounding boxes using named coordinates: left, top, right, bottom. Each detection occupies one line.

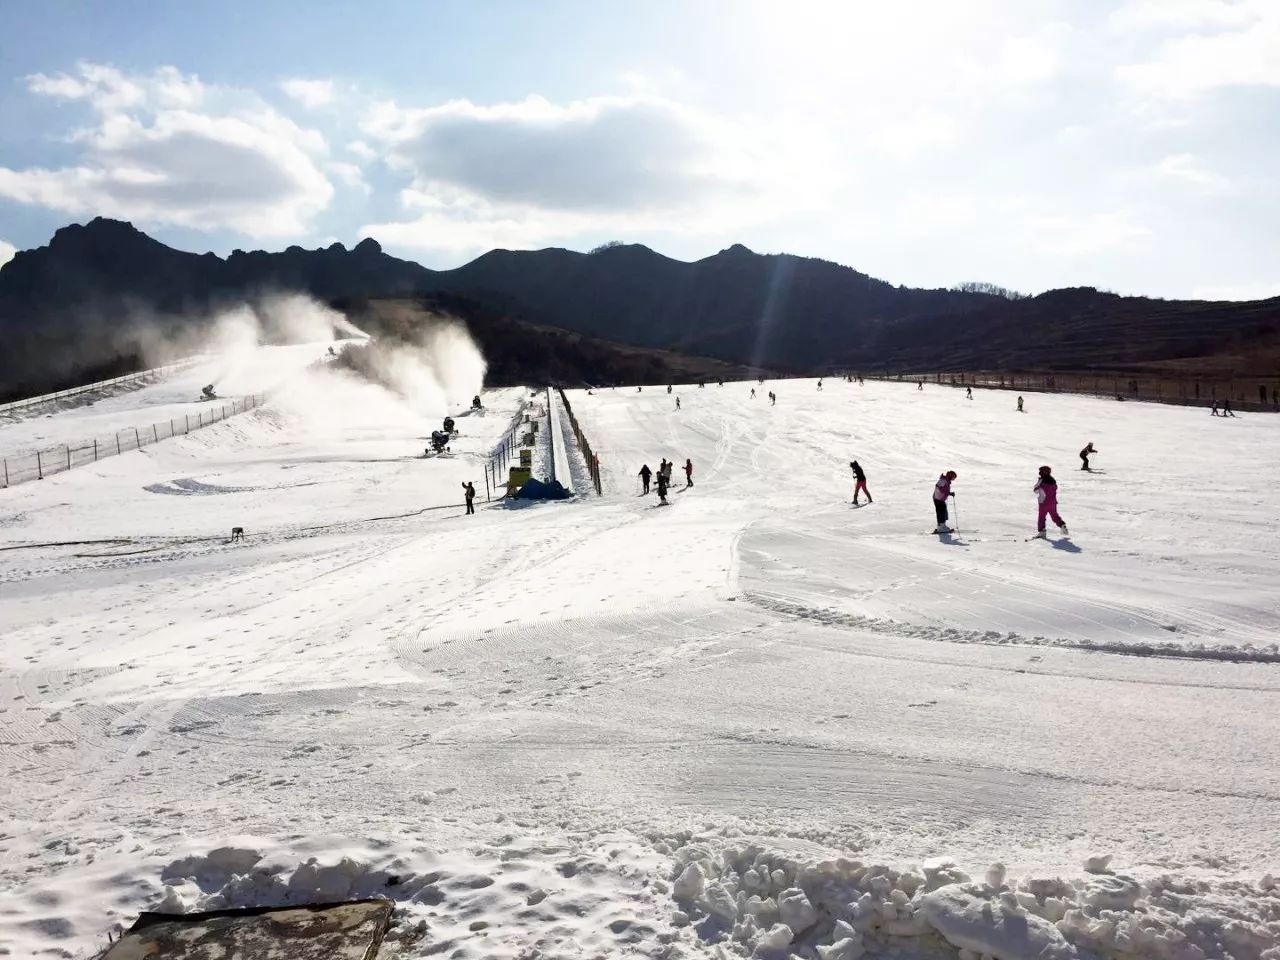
left=508, top=466, right=532, bottom=491
left=519, top=448, right=532, bottom=467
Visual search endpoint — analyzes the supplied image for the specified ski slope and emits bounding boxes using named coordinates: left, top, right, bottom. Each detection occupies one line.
left=0, top=342, right=337, bottom=461
left=0, top=373, right=1277, bottom=960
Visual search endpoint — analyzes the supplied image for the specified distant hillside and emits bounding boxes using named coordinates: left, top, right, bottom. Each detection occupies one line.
left=2, top=218, right=1277, bottom=398
left=336, top=294, right=768, bottom=388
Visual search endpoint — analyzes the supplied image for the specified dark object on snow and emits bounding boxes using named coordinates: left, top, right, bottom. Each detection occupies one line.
left=471, top=395, right=482, bottom=409
left=230, top=526, right=244, bottom=542
left=513, top=477, right=571, bottom=500
left=201, top=384, right=217, bottom=400
left=443, top=416, right=455, bottom=433
left=463, top=481, right=476, bottom=515
left=100, top=898, right=393, bottom=960
left=429, top=431, right=451, bottom=454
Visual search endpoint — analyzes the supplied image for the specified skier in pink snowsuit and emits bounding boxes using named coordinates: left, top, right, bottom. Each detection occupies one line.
left=1033, top=465, right=1068, bottom=537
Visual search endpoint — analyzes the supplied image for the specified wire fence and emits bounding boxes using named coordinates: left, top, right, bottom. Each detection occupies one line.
left=482, top=395, right=533, bottom=501
left=0, top=357, right=203, bottom=417
left=856, top=370, right=1280, bottom=411
left=558, top=388, right=602, bottom=495
left=2, top=395, right=265, bottom=489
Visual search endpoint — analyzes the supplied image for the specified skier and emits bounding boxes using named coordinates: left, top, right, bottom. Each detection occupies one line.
left=1016, top=395, right=1024, bottom=412
left=684, top=458, right=694, bottom=488
left=933, top=470, right=957, bottom=533
left=1032, top=465, right=1068, bottom=538
left=462, top=481, right=476, bottom=516
left=638, top=463, right=652, bottom=494
left=750, top=387, right=756, bottom=399
left=1079, top=442, right=1097, bottom=471
left=850, top=460, right=871, bottom=504
left=966, top=387, right=973, bottom=400
left=770, top=391, right=776, bottom=406
left=676, top=396, right=681, bottom=410
left=1210, top=401, right=1219, bottom=416
left=667, top=385, right=672, bottom=394
left=656, top=469, right=670, bottom=505
left=918, top=380, right=924, bottom=391
left=1223, top=399, right=1236, bottom=417
left=817, top=379, right=823, bottom=391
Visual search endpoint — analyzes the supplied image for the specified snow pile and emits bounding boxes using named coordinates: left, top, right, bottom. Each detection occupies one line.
left=143, top=834, right=678, bottom=960
left=659, top=835, right=1280, bottom=959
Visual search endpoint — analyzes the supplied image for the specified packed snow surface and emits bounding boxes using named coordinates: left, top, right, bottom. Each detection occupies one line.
left=1, top=369, right=1277, bottom=959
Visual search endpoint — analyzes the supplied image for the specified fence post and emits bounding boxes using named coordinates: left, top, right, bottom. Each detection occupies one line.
left=66, top=445, right=71, bottom=471
left=186, top=415, right=190, bottom=433
left=94, top=439, right=98, bottom=461
left=153, top=424, right=159, bottom=443
left=37, top=450, right=43, bottom=479
left=116, top=434, right=121, bottom=455
left=2, top=459, right=6, bottom=487
left=134, top=427, right=141, bottom=448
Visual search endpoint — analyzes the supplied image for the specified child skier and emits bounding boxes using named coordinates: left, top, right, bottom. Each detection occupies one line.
left=850, top=460, right=871, bottom=504
left=1033, top=465, right=1068, bottom=538
left=684, top=458, right=693, bottom=487
left=1079, top=442, right=1097, bottom=471
left=933, top=471, right=956, bottom=532
left=1016, top=396, right=1024, bottom=412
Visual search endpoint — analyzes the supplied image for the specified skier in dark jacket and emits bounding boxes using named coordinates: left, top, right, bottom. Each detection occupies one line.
left=638, top=464, right=652, bottom=494
left=684, top=458, right=693, bottom=487
left=462, top=481, right=476, bottom=515
left=1079, top=442, right=1097, bottom=471
left=656, top=470, right=669, bottom=505
left=850, top=461, right=871, bottom=504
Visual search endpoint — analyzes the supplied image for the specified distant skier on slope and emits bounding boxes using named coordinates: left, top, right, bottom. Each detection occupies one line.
left=1032, top=466, right=1068, bottom=538
left=817, top=379, right=823, bottom=391
left=684, top=458, right=693, bottom=488
left=966, top=387, right=973, bottom=400
left=1079, top=442, right=1097, bottom=471
left=750, top=387, right=756, bottom=399
left=462, top=481, right=476, bottom=516
left=933, top=470, right=956, bottom=533
left=851, top=460, right=872, bottom=504
left=1017, top=395, right=1025, bottom=412
left=638, top=463, right=652, bottom=494
left=656, top=469, right=670, bottom=505
left=676, top=396, right=681, bottom=410
left=770, top=391, right=776, bottom=406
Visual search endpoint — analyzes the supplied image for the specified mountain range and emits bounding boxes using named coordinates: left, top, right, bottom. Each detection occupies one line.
left=1, top=217, right=1277, bottom=399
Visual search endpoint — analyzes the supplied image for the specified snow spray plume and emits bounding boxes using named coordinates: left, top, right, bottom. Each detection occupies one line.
left=333, top=312, right=487, bottom=420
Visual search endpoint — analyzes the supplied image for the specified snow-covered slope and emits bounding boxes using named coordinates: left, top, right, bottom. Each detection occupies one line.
left=1, top=376, right=1276, bottom=959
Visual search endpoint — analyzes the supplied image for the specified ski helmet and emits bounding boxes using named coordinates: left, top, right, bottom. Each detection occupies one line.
left=945, top=470, right=957, bottom=479
left=1039, top=465, right=1052, bottom=475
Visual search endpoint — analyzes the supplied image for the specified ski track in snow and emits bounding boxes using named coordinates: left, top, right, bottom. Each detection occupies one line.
left=0, top=369, right=1278, bottom=959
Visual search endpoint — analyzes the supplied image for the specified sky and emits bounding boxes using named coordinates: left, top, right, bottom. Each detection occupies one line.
left=0, top=0, right=1277, bottom=299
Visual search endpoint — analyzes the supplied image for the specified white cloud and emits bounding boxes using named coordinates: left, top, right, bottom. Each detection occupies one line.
left=281, top=78, right=334, bottom=109
left=346, top=139, right=376, bottom=160
left=1117, top=4, right=1280, bottom=97
left=1190, top=281, right=1280, bottom=301
left=360, top=93, right=808, bottom=253
left=0, top=63, right=332, bottom=238
left=1155, top=153, right=1234, bottom=191
left=0, top=239, right=16, bottom=268
left=1028, top=211, right=1152, bottom=257
left=328, top=160, right=370, bottom=194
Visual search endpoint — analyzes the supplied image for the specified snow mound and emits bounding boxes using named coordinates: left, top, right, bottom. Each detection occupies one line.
left=660, top=834, right=1280, bottom=960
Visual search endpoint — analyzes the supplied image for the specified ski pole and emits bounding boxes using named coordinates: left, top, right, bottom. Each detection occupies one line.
left=951, top=494, right=959, bottom=534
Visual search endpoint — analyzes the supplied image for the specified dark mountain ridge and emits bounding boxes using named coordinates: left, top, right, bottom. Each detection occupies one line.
left=2, top=218, right=1277, bottom=399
